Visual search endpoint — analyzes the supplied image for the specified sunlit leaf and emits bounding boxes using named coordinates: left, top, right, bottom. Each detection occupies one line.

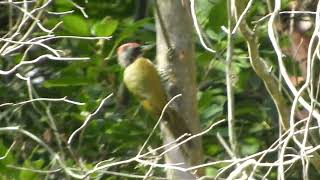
left=91, top=18, right=118, bottom=36
left=63, top=15, right=89, bottom=36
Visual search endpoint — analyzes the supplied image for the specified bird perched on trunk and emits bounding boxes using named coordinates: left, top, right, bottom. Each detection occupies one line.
left=117, top=42, right=193, bottom=148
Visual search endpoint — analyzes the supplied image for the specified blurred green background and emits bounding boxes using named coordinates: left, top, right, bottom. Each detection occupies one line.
left=0, top=0, right=310, bottom=179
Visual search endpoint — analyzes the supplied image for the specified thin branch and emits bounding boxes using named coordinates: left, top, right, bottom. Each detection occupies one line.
left=226, top=0, right=237, bottom=157
left=7, top=165, right=62, bottom=174
left=67, top=94, right=113, bottom=145
left=0, top=141, right=16, bottom=160
left=189, top=0, right=215, bottom=53
left=138, top=94, right=183, bottom=155
left=0, top=54, right=90, bottom=75
left=0, top=96, right=85, bottom=107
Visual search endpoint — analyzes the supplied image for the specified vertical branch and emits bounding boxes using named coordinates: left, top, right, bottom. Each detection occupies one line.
left=154, top=0, right=172, bottom=50
left=155, top=0, right=203, bottom=178
left=8, top=1, right=13, bottom=29
left=235, top=0, right=289, bottom=132
left=226, top=0, right=237, bottom=156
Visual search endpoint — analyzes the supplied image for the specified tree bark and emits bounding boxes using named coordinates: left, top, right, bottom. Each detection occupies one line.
left=155, top=0, right=203, bottom=179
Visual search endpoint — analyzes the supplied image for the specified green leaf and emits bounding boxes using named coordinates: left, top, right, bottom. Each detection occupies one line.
left=119, top=18, right=152, bottom=38
left=19, top=159, right=44, bottom=180
left=206, top=144, right=221, bottom=155
left=63, top=15, right=89, bottom=36
left=43, top=77, right=91, bottom=88
left=91, top=19, right=118, bottom=36
left=205, top=167, right=218, bottom=176
left=55, top=0, right=73, bottom=12
left=0, top=141, right=18, bottom=179
left=55, top=0, right=73, bottom=7
left=209, top=0, right=227, bottom=32
left=241, top=138, right=260, bottom=155
left=105, top=18, right=152, bottom=59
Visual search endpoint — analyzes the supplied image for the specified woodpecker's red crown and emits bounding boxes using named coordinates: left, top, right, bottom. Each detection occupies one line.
left=117, top=42, right=141, bottom=55
left=117, top=42, right=142, bottom=68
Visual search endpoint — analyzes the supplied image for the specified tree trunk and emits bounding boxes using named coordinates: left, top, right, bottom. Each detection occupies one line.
left=155, top=0, right=203, bottom=179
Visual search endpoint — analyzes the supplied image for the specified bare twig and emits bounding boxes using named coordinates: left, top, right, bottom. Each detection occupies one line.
left=189, top=0, right=215, bottom=53
left=0, top=97, right=85, bottom=107
left=138, top=94, right=183, bottom=155
left=0, top=141, right=16, bottom=160
left=226, top=0, right=237, bottom=157
left=67, top=94, right=113, bottom=145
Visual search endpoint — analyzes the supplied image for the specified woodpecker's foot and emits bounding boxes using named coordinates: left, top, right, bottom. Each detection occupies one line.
left=167, top=47, right=175, bottom=61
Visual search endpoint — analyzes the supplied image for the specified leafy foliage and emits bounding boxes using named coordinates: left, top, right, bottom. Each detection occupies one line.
left=0, top=0, right=315, bottom=179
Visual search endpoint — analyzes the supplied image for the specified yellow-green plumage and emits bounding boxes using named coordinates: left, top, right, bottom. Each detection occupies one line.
left=123, top=57, right=167, bottom=115
left=123, top=56, right=193, bottom=149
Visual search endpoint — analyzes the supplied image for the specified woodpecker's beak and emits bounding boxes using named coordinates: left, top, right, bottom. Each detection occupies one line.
left=140, top=44, right=155, bottom=52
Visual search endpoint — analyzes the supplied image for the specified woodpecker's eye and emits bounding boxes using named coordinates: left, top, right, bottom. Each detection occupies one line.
left=131, top=46, right=142, bottom=58
left=124, top=46, right=142, bottom=64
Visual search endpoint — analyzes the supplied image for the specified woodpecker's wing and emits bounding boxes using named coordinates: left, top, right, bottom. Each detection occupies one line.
left=123, top=57, right=167, bottom=115
left=123, top=57, right=194, bottom=149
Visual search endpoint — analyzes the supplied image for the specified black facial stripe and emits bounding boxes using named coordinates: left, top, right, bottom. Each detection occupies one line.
left=118, top=46, right=143, bottom=67
left=129, top=46, right=142, bottom=63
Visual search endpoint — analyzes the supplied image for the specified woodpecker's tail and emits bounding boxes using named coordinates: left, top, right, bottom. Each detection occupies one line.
left=162, top=108, right=195, bottom=149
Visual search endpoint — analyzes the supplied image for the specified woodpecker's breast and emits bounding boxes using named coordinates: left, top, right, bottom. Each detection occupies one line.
left=123, top=57, right=167, bottom=114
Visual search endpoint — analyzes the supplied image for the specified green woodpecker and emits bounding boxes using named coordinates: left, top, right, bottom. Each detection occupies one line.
left=117, top=42, right=193, bottom=146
